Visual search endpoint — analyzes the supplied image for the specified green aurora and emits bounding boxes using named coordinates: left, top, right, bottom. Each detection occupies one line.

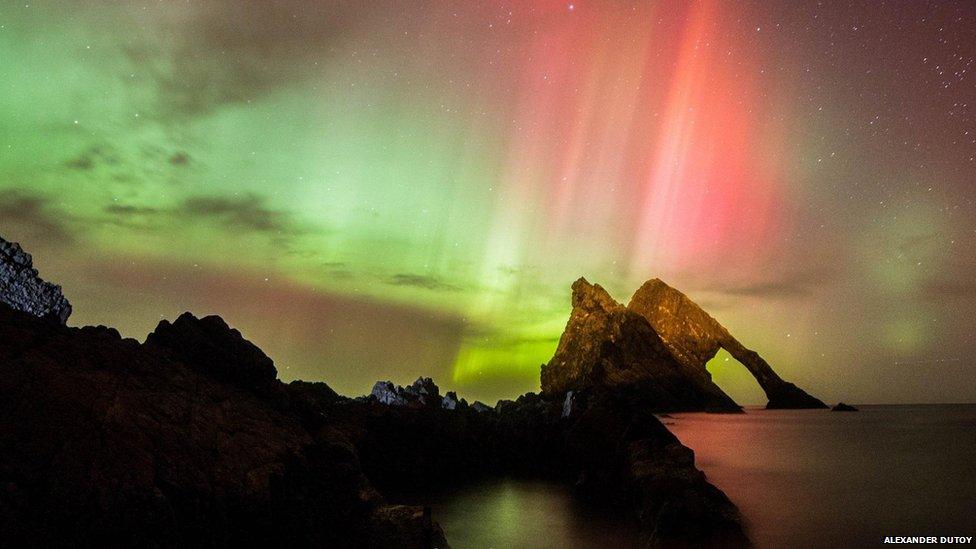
left=1, top=2, right=974, bottom=404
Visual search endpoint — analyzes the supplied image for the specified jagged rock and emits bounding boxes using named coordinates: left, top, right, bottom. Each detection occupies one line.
left=410, top=377, right=440, bottom=401
left=542, top=277, right=826, bottom=411
left=832, top=402, right=858, bottom=412
left=372, top=381, right=410, bottom=406
left=541, top=278, right=740, bottom=412
left=562, top=385, right=748, bottom=545
left=627, top=278, right=827, bottom=409
left=471, top=401, right=492, bottom=413
left=145, top=312, right=279, bottom=395
left=370, top=377, right=442, bottom=408
left=442, top=391, right=459, bottom=410
left=0, top=236, right=71, bottom=324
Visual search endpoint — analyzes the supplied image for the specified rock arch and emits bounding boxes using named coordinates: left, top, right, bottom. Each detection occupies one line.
left=626, top=279, right=827, bottom=409
left=540, top=278, right=827, bottom=410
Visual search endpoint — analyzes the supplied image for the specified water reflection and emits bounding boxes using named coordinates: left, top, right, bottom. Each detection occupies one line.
left=423, top=479, right=640, bottom=549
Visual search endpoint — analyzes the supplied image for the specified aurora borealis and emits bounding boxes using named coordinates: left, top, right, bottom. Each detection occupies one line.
left=1, top=1, right=974, bottom=404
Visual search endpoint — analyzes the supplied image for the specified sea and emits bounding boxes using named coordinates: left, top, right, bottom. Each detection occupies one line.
left=426, top=404, right=976, bottom=548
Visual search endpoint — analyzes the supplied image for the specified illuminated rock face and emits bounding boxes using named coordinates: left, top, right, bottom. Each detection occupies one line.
left=628, top=279, right=827, bottom=409
left=541, top=278, right=740, bottom=412
left=0, top=236, right=71, bottom=325
left=542, top=277, right=827, bottom=410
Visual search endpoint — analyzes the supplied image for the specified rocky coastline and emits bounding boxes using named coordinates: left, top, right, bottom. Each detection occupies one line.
left=0, top=236, right=775, bottom=546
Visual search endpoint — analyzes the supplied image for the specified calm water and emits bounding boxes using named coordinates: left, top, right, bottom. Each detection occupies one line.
left=425, top=480, right=640, bottom=549
left=669, top=405, right=976, bottom=548
left=429, top=405, right=976, bottom=548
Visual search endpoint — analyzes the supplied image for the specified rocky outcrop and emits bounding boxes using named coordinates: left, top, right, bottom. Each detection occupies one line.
left=0, top=236, right=71, bottom=324
left=0, top=302, right=444, bottom=547
left=145, top=312, right=279, bottom=395
left=832, top=402, right=858, bottom=412
left=359, top=384, right=747, bottom=546
left=541, top=278, right=740, bottom=412
left=441, top=391, right=461, bottom=410
left=542, top=277, right=826, bottom=410
left=471, top=401, right=492, bottom=413
left=627, top=278, right=827, bottom=409
left=0, top=238, right=750, bottom=546
left=369, top=377, right=443, bottom=408
left=0, top=297, right=746, bottom=546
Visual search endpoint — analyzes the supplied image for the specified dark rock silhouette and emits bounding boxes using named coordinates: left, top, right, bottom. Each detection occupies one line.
left=441, top=391, right=461, bottom=410
left=146, top=312, right=280, bottom=395
left=542, top=277, right=826, bottom=410
left=0, top=236, right=71, bottom=324
left=470, top=401, right=492, bottom=413
left=0, top=237, right=750, bottom=547
left=832, top=402, right=859, bottom=412
left=362, top=381, right=747, bottom=546
left=0, top=302, right=446, bottom=547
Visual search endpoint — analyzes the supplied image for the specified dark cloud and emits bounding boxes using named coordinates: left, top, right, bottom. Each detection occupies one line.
left=388, top=273, right=461, bottom=292
left=122, top=1, right=366, bottom=119
left=693, top=268, right=839, bottom=299
left=104, top=204, right=160, bottom=216
left=64, top=155, right=94, bottom=171
left=181, top=194, right=297, bottom=234
left=101, top=194, right=303, bottom=237
left=168, top=152, right=190, bottom=166
left=63, top=146, right=119, bottom=172
left=0, top=189, right=73, bottom=244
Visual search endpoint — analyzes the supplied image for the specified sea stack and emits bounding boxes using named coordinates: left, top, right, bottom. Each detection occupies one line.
left=542, top=277, right=827, bottom=411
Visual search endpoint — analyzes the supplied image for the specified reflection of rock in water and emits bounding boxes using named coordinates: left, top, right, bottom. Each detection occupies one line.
left=426, top=480, right=642, bottom=549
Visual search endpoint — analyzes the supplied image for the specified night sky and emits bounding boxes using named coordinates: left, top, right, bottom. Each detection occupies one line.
left=1, top=1, right=974, bottom=404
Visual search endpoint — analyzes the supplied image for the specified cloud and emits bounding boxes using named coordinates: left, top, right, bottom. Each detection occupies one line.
left=104, top=204, right=161, bottom=216
left=168, top=152, right=190, bottom=166
left=690, top=267, right=839, bottom=300
left=181, top=194, right=298, bottom=234
left=101, top=193, right=305, bottom=237
left=387, top=273, right=461, bottom=292
left=64, top=155, right=94, bottom=171
left=62, top=145, right=120, bottom=172
left=120, top=1, right=365, bottom=119
left=0, top=189, right=73, bottom=244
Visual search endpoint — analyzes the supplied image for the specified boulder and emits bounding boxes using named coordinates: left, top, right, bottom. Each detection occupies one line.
left=0, top=236, right=71, bottom=324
